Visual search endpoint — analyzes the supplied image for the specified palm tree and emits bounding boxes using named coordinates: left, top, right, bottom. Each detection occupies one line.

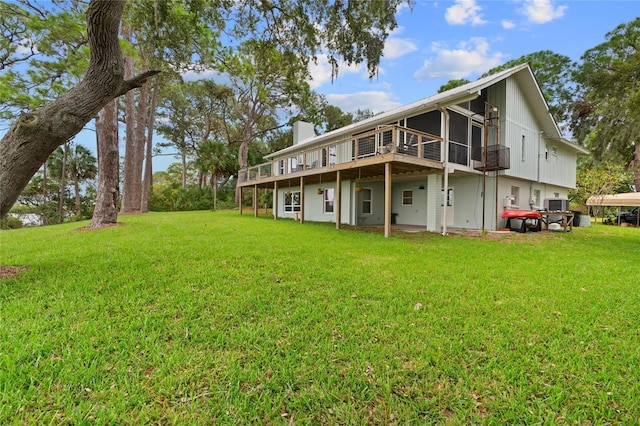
left=195, top=140, right=233, bottom=211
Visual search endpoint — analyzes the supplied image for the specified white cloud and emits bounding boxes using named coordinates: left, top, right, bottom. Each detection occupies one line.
left=413, top=37, right=505, bottom=80
left=326, top=91, right=402, bottom=115
left=501, top=20, right=516, bottom=30
left=383, top=37, right=418, bottom=60
left=519, top=0, right=567, bottom=24
left=445, top=0, right=487, bottom=26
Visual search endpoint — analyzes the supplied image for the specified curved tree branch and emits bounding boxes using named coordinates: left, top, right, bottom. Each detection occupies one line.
left=0, top=0, right=160, bottom=218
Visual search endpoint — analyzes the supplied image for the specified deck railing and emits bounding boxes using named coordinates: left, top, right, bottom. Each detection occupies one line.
left=239, top=126, right=444, bottom=184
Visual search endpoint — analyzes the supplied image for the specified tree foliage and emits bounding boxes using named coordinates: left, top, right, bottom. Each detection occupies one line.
left=482, top=51, right=575, bottom=128
left=438, top=79, right=470, bottom=93
left=570, top=18, right=640, bottom=190
left=0, top=0, right=88, bottom=118
left=1, top=0, right=408, bottom=218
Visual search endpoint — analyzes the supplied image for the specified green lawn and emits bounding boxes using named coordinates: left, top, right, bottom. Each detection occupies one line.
left=1, top=210, right=639, bottom=424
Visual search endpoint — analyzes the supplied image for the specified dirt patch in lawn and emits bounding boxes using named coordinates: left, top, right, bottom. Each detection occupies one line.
left=0, top=265, right=28, bottom=280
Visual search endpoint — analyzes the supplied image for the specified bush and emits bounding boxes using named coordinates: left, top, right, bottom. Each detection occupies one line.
left=0, top=216, right=24, bottom=230
left=150, top=185, right=236, bottom=212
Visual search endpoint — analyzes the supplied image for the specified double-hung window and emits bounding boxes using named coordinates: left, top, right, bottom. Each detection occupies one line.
left=323, top=189, right=334, bottom=214
left=402, top=190, right=413, bottom=206
left=361, top=188, right=372, bottom=214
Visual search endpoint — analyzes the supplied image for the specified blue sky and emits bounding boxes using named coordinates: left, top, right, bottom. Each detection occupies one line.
left=308, top=0, right=638, bottom=114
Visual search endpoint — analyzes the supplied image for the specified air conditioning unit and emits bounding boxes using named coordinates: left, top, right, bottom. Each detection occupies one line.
left=544, top=198, right=569, bottom=212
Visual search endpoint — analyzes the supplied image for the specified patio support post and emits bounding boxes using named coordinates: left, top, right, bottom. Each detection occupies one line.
left=273, top=181, right=278, bottom=220
left=300, top=176, right=305, bottom=224
left=253, top=185, right=258, bottom=217
left=384, top=162, right=392, bottom=238
left=239, top=186, right=243, bottom=215
left=335, top=171, right=342, bottom=229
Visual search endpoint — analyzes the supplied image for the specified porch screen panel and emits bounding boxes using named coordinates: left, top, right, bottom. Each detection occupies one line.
left=449, top=111, right=469, bottom=166
left=407, top=110, right=441, bottom=136
left=471, top=125, right=482, bottom=161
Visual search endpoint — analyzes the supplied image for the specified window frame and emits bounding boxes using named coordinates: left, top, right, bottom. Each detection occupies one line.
left=361, top=188, right=372, bottom=215
left=284, top=191, right=301, bottom=213
left=402, top=189, right=413, bottom=206
left=441, top=188, right=453, bottom=207
left=511, top=186, right=520, bottom=208
left=323, top=188, right=335, bottom=214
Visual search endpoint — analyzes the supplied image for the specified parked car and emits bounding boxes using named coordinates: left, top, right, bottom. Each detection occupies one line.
left=616, top=206, right=639, bottom=224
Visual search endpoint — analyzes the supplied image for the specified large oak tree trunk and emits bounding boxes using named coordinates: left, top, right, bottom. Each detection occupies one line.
left=0, top=0, right=159, bottom=219
left=90, top=99, right=119, bottom=228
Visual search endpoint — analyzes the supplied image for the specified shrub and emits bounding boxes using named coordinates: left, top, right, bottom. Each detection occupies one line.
left=0, top=216, right=24, bottom=230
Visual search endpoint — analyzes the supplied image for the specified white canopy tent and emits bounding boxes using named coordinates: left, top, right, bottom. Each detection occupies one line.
left=586, top=192, right=640, bottom=226
left=586, top=192, right=640, bottom=207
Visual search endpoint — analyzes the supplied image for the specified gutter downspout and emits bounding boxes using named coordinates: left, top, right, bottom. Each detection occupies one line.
left=438, top=106, right=450, bottom=236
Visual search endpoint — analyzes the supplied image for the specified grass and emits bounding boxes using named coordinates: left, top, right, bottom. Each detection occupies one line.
left=1, top=210, right=639, bottom=424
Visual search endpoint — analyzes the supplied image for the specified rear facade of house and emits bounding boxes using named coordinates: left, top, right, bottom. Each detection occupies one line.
left=238, top=64, right=587, bottom=235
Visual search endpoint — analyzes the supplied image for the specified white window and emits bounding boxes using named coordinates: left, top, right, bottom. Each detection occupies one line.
left=402, top=190, right=413, bottom=206
left=361, top=188, right=372, bottom=214
left=284, top=191, right=300, bottom=212
left=329, top=145, right=337, bottom=165
left=533, top=189, right=541, bottom=208
left=441, top=189, right=453, bottom=206
left=511, top=186, right=520, bottom=207
left=323, top=188, right=334, bottom=214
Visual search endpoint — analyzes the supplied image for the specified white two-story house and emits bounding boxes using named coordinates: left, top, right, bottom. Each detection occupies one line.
left=238, top=63, right=588, bottom=237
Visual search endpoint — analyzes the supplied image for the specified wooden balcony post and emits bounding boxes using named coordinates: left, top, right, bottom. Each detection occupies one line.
left=253, top=185, right=258, bottom=217
left=354, top=137, right=359, bottom=159
left=384, top=163, right=392, bottom=238
left=335, top=170, right=341, bottom=229
left=273, top=181, right=278, bottom=220
left=393, top=128, right=398, bottom=153
left=417, top=133, right=423, bottom=158
left=239, top=186, right=243, bottom=215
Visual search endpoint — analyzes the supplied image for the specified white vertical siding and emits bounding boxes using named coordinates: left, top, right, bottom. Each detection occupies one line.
left=498, top=77, right=577, bottom=189
left=537, top=141, right=578, bottom=188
